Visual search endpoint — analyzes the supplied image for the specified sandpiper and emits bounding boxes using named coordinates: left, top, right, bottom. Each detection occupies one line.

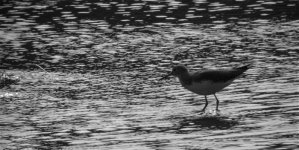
left=161, top=64, right=249, bottom=111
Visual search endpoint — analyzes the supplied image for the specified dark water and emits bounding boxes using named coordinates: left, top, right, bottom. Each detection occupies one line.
left=1, top=0, right=299, bottom=150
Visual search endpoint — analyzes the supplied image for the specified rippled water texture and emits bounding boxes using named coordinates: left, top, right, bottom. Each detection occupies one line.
left=1, top=0, right=299, bottom=150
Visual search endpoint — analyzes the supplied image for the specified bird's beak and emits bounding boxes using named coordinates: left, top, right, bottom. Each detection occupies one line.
left=160, top=72, right=172, bottom=80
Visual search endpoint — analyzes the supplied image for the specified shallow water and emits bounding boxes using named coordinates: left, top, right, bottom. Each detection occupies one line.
left=1, top=0, right=299, bottom=150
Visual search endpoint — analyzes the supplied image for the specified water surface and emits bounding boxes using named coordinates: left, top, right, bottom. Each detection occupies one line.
left=0, top=0, right=298, bottom=150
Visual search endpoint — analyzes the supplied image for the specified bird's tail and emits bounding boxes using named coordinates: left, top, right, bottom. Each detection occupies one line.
left=237, top=64, right=251, bottom=71
left=230, top=64, right=250, bottom=78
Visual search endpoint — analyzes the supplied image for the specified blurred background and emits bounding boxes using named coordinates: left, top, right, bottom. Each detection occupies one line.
left=0, top=0, right=298, bottom=71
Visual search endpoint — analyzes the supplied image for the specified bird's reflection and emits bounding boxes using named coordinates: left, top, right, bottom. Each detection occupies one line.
left=173, top=113, right=239, bottom=132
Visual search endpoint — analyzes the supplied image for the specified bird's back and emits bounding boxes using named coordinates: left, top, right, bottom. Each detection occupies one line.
left=192, top=65, right=249, bottom=83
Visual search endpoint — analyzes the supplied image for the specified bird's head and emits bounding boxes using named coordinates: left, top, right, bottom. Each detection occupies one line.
left=160, top=65, right=188, bottom=80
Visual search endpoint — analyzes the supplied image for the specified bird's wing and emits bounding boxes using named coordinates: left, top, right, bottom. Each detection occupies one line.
left=192, top=67, right=247, bottom=82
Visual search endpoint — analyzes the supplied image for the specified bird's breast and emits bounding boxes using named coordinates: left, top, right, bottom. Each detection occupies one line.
left=182, top=80, right=233, bottom=95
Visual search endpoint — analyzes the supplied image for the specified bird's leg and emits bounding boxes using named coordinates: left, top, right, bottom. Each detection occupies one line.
left=201, top=95, right=208, bottom=112
left=214, top=94, right=220, bottom=111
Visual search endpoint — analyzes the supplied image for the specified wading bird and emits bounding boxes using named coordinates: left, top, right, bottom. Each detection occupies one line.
left=161, top=65, right=249, bottom=111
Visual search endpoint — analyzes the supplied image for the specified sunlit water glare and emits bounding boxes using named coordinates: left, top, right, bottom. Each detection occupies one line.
left=1, top=0, right=299, bottom=150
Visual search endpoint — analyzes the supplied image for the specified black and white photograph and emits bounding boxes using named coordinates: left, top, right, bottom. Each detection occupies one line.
left=0, top=0, right=298, bottom=149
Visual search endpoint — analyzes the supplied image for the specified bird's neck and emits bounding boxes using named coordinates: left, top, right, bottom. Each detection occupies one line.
left=177, top=72, right=192, bottom=86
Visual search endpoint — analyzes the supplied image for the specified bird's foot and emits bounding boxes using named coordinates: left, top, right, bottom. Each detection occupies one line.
left=197, top=109, right=221, bottom=116
left=196, top=109, right=206, bottom=115
left=213, top=109, right=221, bottom=116
left=199, top=109, right=221, bottom=116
